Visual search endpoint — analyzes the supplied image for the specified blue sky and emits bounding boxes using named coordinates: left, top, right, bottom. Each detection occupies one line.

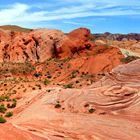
left=0, top=0, right=140, bottom=33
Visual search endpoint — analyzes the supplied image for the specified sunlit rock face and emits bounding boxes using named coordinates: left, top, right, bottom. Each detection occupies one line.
left=0, top=28, right=66, bottom=63
left=0, top=28, right=93, bottom=63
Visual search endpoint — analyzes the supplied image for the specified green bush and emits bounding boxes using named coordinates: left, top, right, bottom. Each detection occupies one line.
left=88, top=108, right=96, bottom=113
left=0, top=96, right=6, bottom=102
left=7, top=99, right=17, bottom=108
left=0, top=104, right=7, bottom=113
left=0, top=116, right=6, bottom=123
left=5, top=111, right=13, bottom=117
left=0, top=96, right=10, bottom=102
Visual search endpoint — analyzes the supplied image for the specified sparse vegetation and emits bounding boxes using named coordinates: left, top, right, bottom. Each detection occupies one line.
left=0, top=116, right=6, bottom=123
left=55, top=103, right=61, bottom=108
left=88, top=108, right=96, bottom=113
left=34, top=73, right=41, bottom=78
left=46, top=89, right=51, bottom=92
left=0, top=96, right=7, bottom=102
left=44, top=79, right=50, bottom=85
left=63, top=84, right=73, bottom=89
left=121, top=56, right=140, bottom=63
left=47, top=75, right=52, bottom=79
left=0, top=104, right=7, bottom=113
left=75, top=80, right=80, bottom=84
left=70, top=70, right=79, bottom=79
left=7, top=99, right=17, bottom=108
left=5, top=111, right=13, bottom=117
left=0, top=62, right=35, bottom=76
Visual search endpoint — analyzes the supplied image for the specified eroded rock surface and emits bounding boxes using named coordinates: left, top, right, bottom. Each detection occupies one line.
left=0, top=28, right=93, bottom=63
left=0, top=27, right=124, bottom=64
left=0, top=60, right=139, bottom=140
left=0, top=28, right=66, bottom=62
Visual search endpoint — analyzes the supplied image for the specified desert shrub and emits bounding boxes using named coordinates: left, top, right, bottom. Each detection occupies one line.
left=81, top=73, right=94, bottom=79
left=55, top=103, right=61, bottom=108
left=0, top=96, right=6, bottom=102
left=70, top=74, right=76, bottom=78
left=0, top=104, right=7, bottom=113
left=5, top=111, right=13, bottom=117
left=44, top=79, right=50, bottom=85
left=46, top=89, right=51, bottom=92
left=75, top=80, right=80, bottom=84
left=121, top=56, right=140, bottom=63
left=7, top=99, right=17, bottom=108
left=4, top=96, right=10, bottom=101
left=47, top=75, right=52, bottom=79
left=88, top=108, right=96, bottom=113
left=0, top=116, right=6, bottom=123
left=34, top=73, right=41, bottom=78
left=63, top=84, right=73, bottom=89
left=54, top=57, right=71, bottom=63
left=35, top=84, right=41, bottom=89
left=12, top=90, right=17, bottom=94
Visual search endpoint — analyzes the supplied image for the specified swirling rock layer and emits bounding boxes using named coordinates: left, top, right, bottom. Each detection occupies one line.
left=0, top=60, right=140, bottom=139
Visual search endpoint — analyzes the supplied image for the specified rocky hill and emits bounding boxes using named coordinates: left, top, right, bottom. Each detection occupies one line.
left=94, top=32, right=140, bottom=41
left=0, top=27, right=123, bottom=65
left=0, top=25, right=32, bottom=33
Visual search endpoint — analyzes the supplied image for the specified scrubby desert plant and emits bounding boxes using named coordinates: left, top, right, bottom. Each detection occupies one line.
left=0, top=116, right=6, bottom=123
left=0, top=104, right=7, bottom=113
left=55, top=103, right=61, bottom=108
left=44, top=79, right=50, bottom=85
left=34, top=73, right=41, bottom=78
left=47, top=75, right=52, bottom=79
left=88, top=108, right=96, bottom=113
left=7, top=99, right=17, bottom=108
left=0, top=96, right=6, bottom=102
left=5, top=111, right=13, bottom=117
left=63, top=84, right=73, bottom=89
left=121, top=56, right=140, bottom=63
left=0, top=95, right=10, bottom=102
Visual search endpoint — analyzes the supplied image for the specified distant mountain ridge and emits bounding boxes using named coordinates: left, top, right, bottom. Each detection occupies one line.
left=94, top=32, right=140, bottom=41
left=0, top=25, right=140, bottom=41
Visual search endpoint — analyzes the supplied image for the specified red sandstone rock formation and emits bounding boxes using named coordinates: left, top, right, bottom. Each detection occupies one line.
left=0, top=28, right=93, bottom=63
left=57, top=28, right=92, bottom=58
left=0, top=27, right=124, bottom=74
left=0, top=28, right=66, bottom=62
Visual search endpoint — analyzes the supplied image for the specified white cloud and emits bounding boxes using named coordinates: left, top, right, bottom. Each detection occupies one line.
left=0, top=1, right=140, bottom=26
left=0, top=3, right=29, bottom=24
